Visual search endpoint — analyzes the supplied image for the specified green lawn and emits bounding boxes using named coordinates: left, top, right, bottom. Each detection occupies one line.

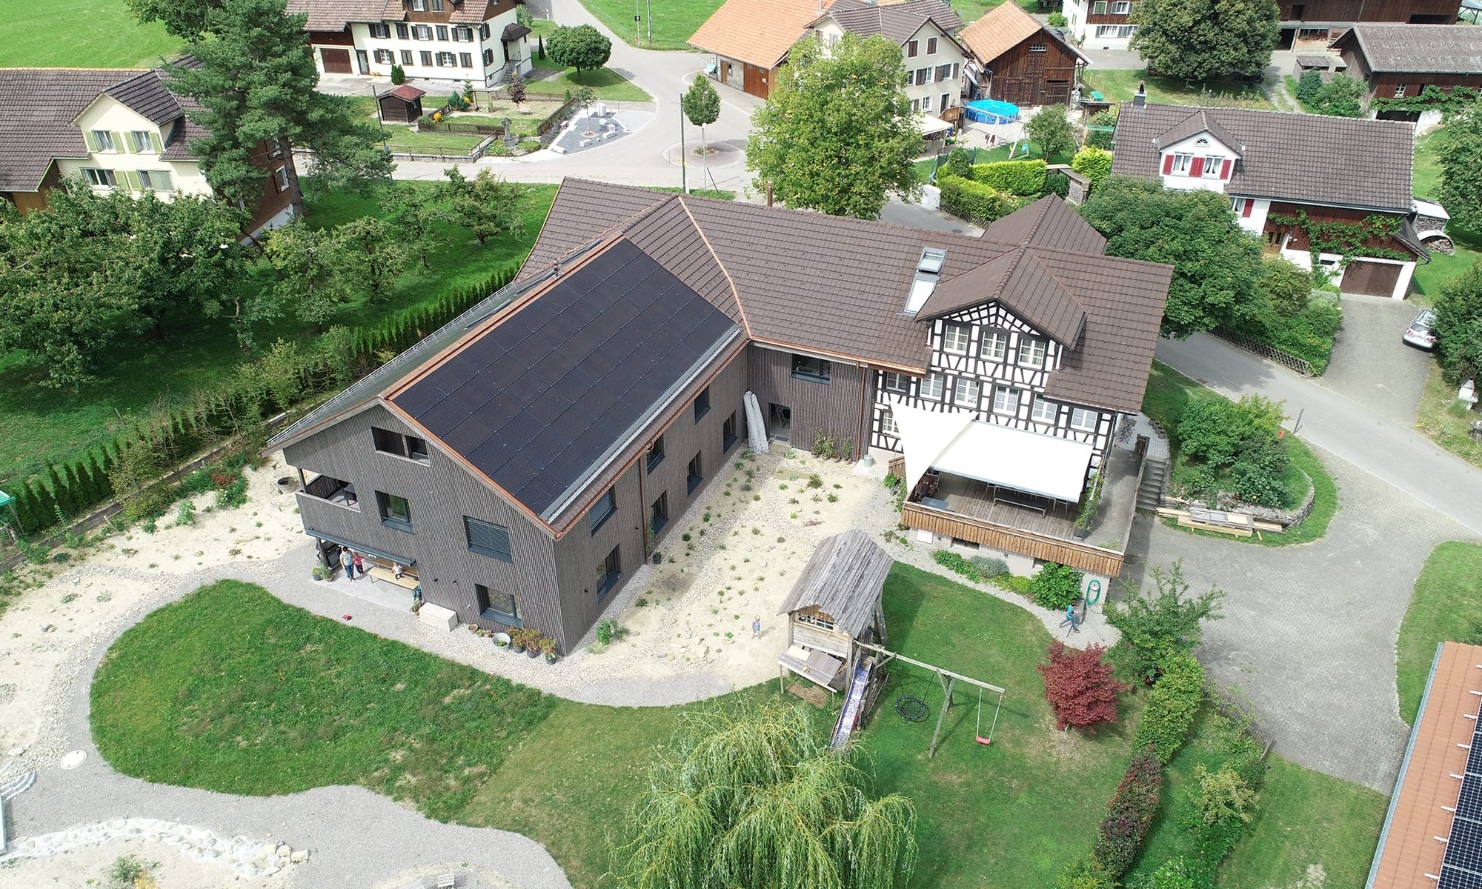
left=1141, top=362, right=1338, bottom=547
left=91, top=565, right=1147, bottom=889
left=1395, top=542, right=1482, bottom=725
left=1410, top=126, right=1481, bottom=301
left=0, top=0, right=183, bottom=67
left=1416, top=363, right=1482, bottom=469
left=1083, top=69, right=1273, bottom=110
left=576, top=0, right=721, bottom=49
left=949, top=0, right=1044, bottom=24
left=0, top=183, right=557, bottom=490
left=1219, top=756, right=1386, bottom=889
left=528, top=57, right=651, bottom=102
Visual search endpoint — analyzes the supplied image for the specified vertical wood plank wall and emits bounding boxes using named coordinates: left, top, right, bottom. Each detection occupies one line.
left=746, top=344, right=869, bottom=459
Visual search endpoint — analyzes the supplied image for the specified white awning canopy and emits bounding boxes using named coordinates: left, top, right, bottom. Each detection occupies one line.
left=917, top=114, right=953, bottom=137
left=890, top=399, right=1094, bottom=502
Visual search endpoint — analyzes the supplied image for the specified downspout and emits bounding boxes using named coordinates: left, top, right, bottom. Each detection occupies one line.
left=856, top=364, right=872, bottom=461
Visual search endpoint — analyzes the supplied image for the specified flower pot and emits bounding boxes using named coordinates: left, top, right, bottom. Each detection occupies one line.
left=511, top=643, right=526, bottom=654
left=526, top=647, right=540, bottom=658
left=544, top=652, right=558, bottom=664
left=493, top=632, right=511, bottom=650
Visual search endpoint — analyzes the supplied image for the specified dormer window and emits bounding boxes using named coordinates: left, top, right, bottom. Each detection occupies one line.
left=1203, top=156, right=1224, bottom=178
left=1170, top=153, right=1192, bottom=174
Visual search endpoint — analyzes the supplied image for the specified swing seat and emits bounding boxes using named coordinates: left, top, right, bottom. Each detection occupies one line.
left=975, top=735, right=992, bottom=746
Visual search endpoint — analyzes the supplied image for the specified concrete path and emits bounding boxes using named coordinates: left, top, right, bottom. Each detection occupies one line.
left=1156, top=333, right=1482, bottom=537
left=1323, top=295, right=1433, bottom=425
left=1123, top=460, right=1466, bottom=792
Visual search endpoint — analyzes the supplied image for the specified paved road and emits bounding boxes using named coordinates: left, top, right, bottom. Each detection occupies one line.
left=1324, top=295, right=1433, bottom=425
left=1157, top=333, right=1482, bottom=537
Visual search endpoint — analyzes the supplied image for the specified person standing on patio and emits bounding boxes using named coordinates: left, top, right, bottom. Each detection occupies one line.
left=339, top=547, right=355, bottom=580
left=351, top=551, right=364, bottom=581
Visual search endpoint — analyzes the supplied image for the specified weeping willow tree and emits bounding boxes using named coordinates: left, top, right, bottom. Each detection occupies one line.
left=615, top=699, right=918, bottom=889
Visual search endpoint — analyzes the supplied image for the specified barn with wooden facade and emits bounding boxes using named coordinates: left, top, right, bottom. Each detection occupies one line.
left=270, top=178, right=1171, bottom=655
left=1333, top=24, right=1482, bottom=103
left=1111, top=99, right=1428, bottom=299
left=687, top=0, right=828, bottom=98
left=777, top=529, right=891, bottom=691
left=959, top=2, right=1085, bottom=107
left=1275, top=0, right=1454, bottom=48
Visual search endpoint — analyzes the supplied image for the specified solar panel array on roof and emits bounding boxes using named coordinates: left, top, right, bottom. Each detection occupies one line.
left=1440, top=724, right=1482, bottom=888
left=392, top=239, right=739, bottom=521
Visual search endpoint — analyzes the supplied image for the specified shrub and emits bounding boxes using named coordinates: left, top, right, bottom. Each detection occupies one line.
left=974, top=159, right=1047, bottom=196
left=1058, top=856, right=1117, bottom=889
left=970, top=555, right=1009, bottom=579
left=942, top=146, right=974, bottom=180
left=938, top=175, right=1028, bottom=226
left=390, top=64, right=406, bottom=85
left=1085, top=108, right=1118, bottom=150
left=1176, top=395, right=1284, bottom=469
left=1192, top=764, right=1257, bottom=828
left=933, top=549, right=981, bottom=582
left=1044, top=170, right=1071, bottom=198
left=1040, top=641, right=1127, bottom=732
left=1107, top=561, right=1224, bottom=681
left=1048, top=11, right=1068, bottom=27
left=1030, top=562, right=1082, bottom=610
left=1131, top=858, right=1198, bottom=889
left=1294, top=70, right=1323, bottom=106
left=1434, top=261, right=1482, bottom=384
left=1092, top=748, right=1163, bottom=878
left=1133, top=654, right=1205, bottom=762
left=1311, top=73, right=1365, bottom=117
left=1258, top=257, right=1314, bottom=317
left=1230, top=435, right=1290, bottom=507
left=1071, top=147, right=1113, bottom=192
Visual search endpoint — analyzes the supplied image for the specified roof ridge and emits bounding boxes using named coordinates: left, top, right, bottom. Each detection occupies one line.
left=1019, top=249, right=1089, bottom=317
left=677, top=195, right=754, bottom=339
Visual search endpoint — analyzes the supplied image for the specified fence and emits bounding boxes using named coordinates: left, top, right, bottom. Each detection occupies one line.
left=1210, top=327, right=1316, bottom=376
left=0, top=261, right=523, bottom=547
left=537, top=96, right=583, bottom=144
left=417, top=119, right=505, bottom=137
left=390, top=135, right=499, bottom=163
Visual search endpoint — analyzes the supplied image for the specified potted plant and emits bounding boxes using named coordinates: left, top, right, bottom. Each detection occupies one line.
left=312, top=565, right=328, bottom=581
left=540, top=635, right=558, bottom=664
left=526, top=630, right=543, bottom=658
left=510, top=630, right=527, bottom=654
left=493, top=631, right=511, bottom=650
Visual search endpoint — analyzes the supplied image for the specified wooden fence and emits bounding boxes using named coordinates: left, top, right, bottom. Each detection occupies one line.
left=417, top=119, right=505, bottom=137
left=1211, top=327, right=1316, bottom=376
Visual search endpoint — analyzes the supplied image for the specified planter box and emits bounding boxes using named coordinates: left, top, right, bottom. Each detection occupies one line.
left=418, top=602, right=458, bottom=632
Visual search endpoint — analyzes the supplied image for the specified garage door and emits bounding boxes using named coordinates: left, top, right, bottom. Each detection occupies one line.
left=320, top=48, right=352, bottom=74
left=1342, top=260, right=1403, bottom=297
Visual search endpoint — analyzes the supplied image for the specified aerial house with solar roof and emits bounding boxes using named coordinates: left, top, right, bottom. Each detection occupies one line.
left=267, top=179, right=1171, bottom=653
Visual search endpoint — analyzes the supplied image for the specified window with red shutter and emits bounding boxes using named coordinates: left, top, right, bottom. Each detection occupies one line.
left=1221, top=159, right=1232, bottom=178
left=1162, top=154, right=1174, bottom=174
left=1189, top=157, right=1204, bottom=177
left=1241, top=199, right=1253, bottom=218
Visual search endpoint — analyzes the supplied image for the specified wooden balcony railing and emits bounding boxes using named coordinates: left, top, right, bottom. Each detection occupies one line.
left=902, top=501, right=1125, bottom=577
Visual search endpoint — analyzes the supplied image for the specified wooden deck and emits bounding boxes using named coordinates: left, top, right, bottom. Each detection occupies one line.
left=935, top=475, right=1078, bottom=541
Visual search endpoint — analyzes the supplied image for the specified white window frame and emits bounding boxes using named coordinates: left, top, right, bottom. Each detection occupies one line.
left=411, top=0, right=428, bottom=9
left=137, top=170, right=171, bottom=191
left=920, top=372, right=945, bottom=400
left=982, top=329, right=1009, bottom=361
left=368, top=22, right=390, bottom=38
left=880, top=408, right=900, bottom=437
left=130, top=131, right=154, bottom=153
left=1203, top=155, right=1224, bottom=178
left=1111, top=0, right=1131, bottom=13
left=91, top=130, right=115, bottom=152
left=953, top=378, right=981, bottom=408
left=1394, top=83, right=1407, bottom=98
left=437, top=51, right=456, bottom=67
left=375, top=49, right=394, bottom=64
left=1018, top=337, right=1047, bottom=369
left=1092, top=0, right=1107, bottom=13
left=1171, top=153, right=1192, bottom=174
left=82, top=168, right=116, bottom=188
left=992, top=387, right=1021, bottom=416
left=1070, top=408, right=1099, bottom=431
left=1031, top=396, right=1057, bottom=423
left=273, top=166, right=290, bottom=192
left=415, top=24, right=433, bottom=40
left=943, top=322, right=972, bottom=354
left=883, top=371, right=910, bottom=395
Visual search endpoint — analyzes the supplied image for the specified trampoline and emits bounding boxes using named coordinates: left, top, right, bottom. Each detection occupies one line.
left=963, top=99, right=1020, bottom=124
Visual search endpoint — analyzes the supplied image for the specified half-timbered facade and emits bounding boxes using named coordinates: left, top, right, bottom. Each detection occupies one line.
left=1112, top=98, right=1427, bottom=299
left=270, top=179, right=1171, bottom=654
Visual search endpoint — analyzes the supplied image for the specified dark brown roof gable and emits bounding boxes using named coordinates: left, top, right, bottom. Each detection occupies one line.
left=1336, top=24, right=1482, bottom=75
left=822, top=0, right=964, bottom=42
left=517, top=179, right=1172, bottom=411
left=1153, top=110, right=1244, bottom=157
left=0, top=68, right=143, bottom=193
left=104, top=70, right=183, bottom=125
left=1111, top=103, right=1415, bottom=213
left=920, top=247, right=1088, bottom=347
left=983, top=194, right=1106, bottom=254
left=286, top=0, right=393, bottom=30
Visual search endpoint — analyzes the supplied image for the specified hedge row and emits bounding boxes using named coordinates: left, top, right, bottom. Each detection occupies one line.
left=973, top=159, right=1047, bottom=197
left=1092, top=748, right=1164, bottom=878
left=1133, top=655, right=1206, bottom=763
left=938, top=174, right=1031, bottom=227
left=3, top=260, right=521, bottom=538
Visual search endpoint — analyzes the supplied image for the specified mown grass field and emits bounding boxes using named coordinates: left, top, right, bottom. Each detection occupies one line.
left=0, top=0, right=182, bottom=67
left=1395, top=542, right=1482, bottom=725
left=1082, top=69, right=1273, bottom=110
left=0, top=183, right=557, bottom=489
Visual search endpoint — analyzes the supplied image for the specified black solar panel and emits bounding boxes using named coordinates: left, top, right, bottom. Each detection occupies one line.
left=1447, top=816, right=1482, bottom=876
left=1441, top=865, right=1482, bottom=889
left=1467, top=735, right=1482, bottom=778
left=1459, top=774, right=1482, bottom=823
left=393, top=239, right=738, bottom=519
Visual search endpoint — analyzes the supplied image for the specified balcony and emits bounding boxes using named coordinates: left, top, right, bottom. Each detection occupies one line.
left=301, top=473, right=358, bottom=509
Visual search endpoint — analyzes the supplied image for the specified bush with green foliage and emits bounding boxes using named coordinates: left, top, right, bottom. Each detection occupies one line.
left=1085, top=108, right=1118, bottom=150
left=933, top=548, right=981, bottom=582
left=938, top=175, right=1028, bottom=226
left=1044, top=171, right=1071, bottom=198
left=1059, top=856, right=1117, bottom=889
left=942, top=146, right=974, bottom=180
left=1230, top=434, right=1290, bottom=507
left=1107, top=561, right=1224, bottom=681
left=1071, top=147, right=1113, bottom=192
left=1132, top=654, right=1205, bottom=762
left=1131, top=858, right=1198, bottom=889
left=1048, top=11, right=1068, bottom=27
left=1092, top=748, right=1163, bottom=878
left=1294, top=70, right=1323, bottom=106
left=1301, top=73, right=1365, bottom=117
left=974, top=159, right=1047, bottom=196
left=1177, top=394, right=1284, bottom=467
left=970, top=555, right=1010, bottom=579
left=547, top=24, right=612, bottom=82
left=1026, top=104, right=1077, bottom=160
left=1434, top=261, right=1482, bottom=385
left=1030, top=561, right=1083, bottom=610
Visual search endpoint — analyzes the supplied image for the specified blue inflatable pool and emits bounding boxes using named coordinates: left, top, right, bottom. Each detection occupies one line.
left=963, top=99, right=1020, bottom=124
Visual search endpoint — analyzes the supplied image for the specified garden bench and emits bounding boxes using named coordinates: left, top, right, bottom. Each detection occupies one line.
left=368, top=566, right=419, bottom=590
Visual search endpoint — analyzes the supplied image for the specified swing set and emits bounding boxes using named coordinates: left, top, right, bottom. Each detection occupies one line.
left=850, top=640, right=1006, bottom=757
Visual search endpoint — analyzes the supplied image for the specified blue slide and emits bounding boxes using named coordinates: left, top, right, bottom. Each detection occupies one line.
left=830, top=661, right=872, bottom=750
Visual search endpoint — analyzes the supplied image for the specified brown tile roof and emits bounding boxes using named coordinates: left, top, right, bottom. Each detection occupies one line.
left=285, top=0, right=390, bottom=30
left=385, top=84, right=427, bottom=101
left=1336, top=24, right=1482, bottom=75
left=1111, top=103, right=1415, bottom=214
left=1152, top=110, right=1243, bottom=157
left=0, top=68, right=149, bottom=193
left=1370, top=642, right=1482, bottom=889
left=820, top=0, right=963, bottom=43
left=688, top=0, right=835, bottom=69
left=958, top=1, right=1080, bottom=64
left=518, top=180, right=1172, bottom=413
left=921, top=248, right=1087, bottom=346
left=103, top=70, right=183, bottom=125
left=983, top=194, right=1106, bottom=254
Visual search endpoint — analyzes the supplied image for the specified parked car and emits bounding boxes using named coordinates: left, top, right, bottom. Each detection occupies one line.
left=1403, top=308, right=1438, bottom=350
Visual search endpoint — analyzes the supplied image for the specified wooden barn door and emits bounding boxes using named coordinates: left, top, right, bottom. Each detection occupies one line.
left=320, top=48, right=352, bottom=74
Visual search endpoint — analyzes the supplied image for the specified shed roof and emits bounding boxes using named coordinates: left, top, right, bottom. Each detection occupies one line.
left=384, top=84, right=427, bottom=101
left=1335, top=23, right=1482, bottom=75
left=1111, top=103, right=1415, bottom=213
left=819, top=0, right=963, bottom=43
left=958, top=1, right=1083, bottom=64
left=776, top=529, right=892, bottom=638
left=688, top=0, right=834, bottom=69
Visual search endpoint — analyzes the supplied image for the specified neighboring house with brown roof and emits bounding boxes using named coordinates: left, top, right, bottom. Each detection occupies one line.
left=959, top=2, right=1086, bottom=107
left=1334, top=24, right=1482, bottom=106
left=1061, top=0, right=1137, bottom=50
left=1366, top=641, right=1482, bottom=889
left=690, top=0, right=964, bottom=109
left=0, top=66, right=295, bottom=237
left=267, top=177, right=1172, bottom=654
left=285, top=0, right=530, bottom=87
left=1112, top=98, right=1426, bottom=299
left=1276, top=0, right=1454, bottom=50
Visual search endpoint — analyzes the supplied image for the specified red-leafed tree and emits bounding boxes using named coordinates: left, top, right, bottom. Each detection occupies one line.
left=1039, top=641, right=1127, bottom=732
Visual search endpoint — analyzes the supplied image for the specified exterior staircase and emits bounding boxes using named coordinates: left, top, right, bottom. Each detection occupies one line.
left=1137, top=455, right=1168, bottom=512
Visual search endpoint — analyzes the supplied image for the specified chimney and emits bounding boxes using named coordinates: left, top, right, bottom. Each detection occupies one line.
left=1132, top=82, right=1146, bottom=108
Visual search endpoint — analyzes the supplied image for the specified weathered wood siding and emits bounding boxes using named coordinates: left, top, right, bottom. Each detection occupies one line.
left=980, top=37, right=1080, bottom=106
left=285, top=403, right=564, bottom=641
left=551, top=347, right=750, bottom=647
left=747, top=344, right=870, bottom=458
left=1264, top=202, right=1416, bottom=256
left=902, top=501, right=1125, bottom=576
left=1283, top=0, right=1455, bottom=23
left=791, top=621, right=852, bottom=658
